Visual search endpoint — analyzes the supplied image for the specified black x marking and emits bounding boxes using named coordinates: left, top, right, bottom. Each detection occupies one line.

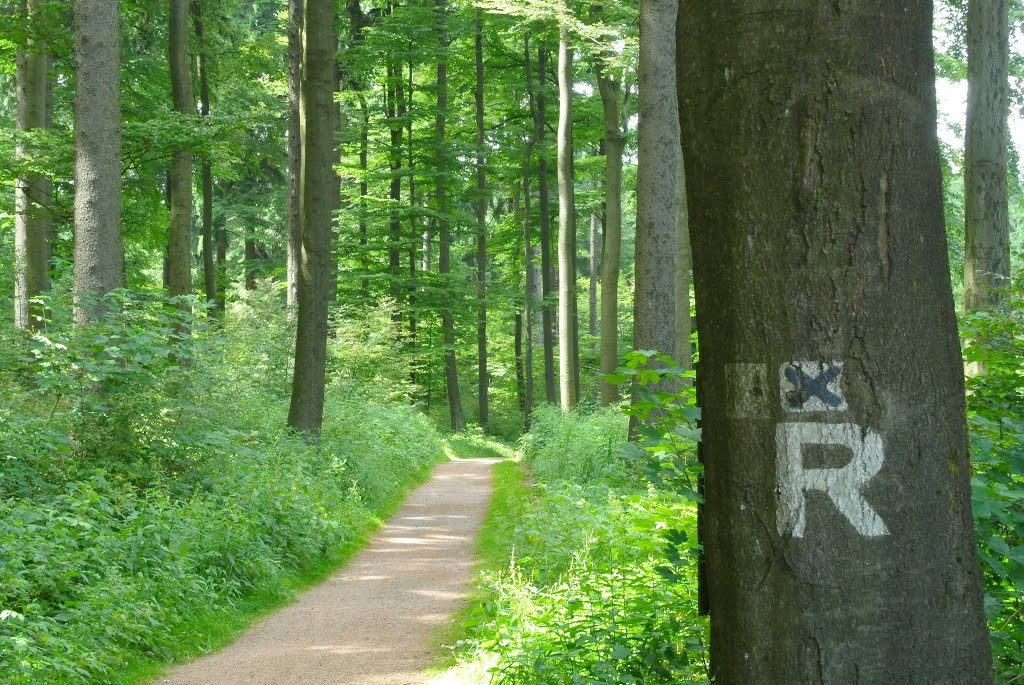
left=784, top=363, right=843, bottom=410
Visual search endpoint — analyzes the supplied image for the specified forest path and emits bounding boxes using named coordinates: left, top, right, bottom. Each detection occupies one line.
left=154, top=457, right=498, bottom=685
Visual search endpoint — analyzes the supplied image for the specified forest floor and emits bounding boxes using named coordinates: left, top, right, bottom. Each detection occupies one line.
left=152, top=457, right=499, bottom=685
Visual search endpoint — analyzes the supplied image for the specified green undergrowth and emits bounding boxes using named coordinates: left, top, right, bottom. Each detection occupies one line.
left=435, top=404, right=709, bottom=685
left=0, top=290, right=446, bottom=684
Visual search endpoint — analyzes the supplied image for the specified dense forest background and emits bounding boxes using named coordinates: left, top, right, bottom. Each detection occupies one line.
left=0, top=0, right=1021, bottom=682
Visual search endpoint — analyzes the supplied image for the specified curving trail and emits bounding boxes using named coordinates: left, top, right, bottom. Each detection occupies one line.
left=154, top=457, right=498, bottom=685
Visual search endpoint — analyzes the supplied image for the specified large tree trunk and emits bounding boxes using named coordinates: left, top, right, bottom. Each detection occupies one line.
left=15, top=0, right=51, bottom=330
left=167, top=0, right=194, bottom=300
left=597, top=72, right=623, bottom=405
left=286, top=0, right=303, bottom=312
left=191, top=0, right=215, bottom=311
left=436, top=0, right=463, bottom=432
left=633, top=0, right=680, bottom=367
left=675, top=151, right=692, bottom=372
left=72, top=0, right=123, bottom=324
left=557, top=20, right=578, bottom=411
left=964, top=0, right=1010, bottom=313
left=358, top=93, right=370, bottom=300
left=215, top=182, right=227, bottom=313
left=287, top=0, right=337, bottom=436
left=678, top=3, right=992, bottom=682
left=475, top=11, right=488, bottom=430
left=533, top=47, right=557, bottom=405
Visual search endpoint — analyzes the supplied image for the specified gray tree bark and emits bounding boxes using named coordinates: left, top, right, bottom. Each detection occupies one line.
left=678, top=3, right=992, bottom=682
left=475, top=11, right=488, bottom=430
left=437, top=0, right=463, bottom=432
left=597, top=71, right=623, bottom=405
left=287, top=0, right=337, bottom=435
left=675, top=151, right=692, bottom=372
left=15, top=0, right=51, bottom=330
left=167, top=0, right=194, bottom=300
left=633, top=0, right=680, bottom=368
left=964, top=0, right=1010, bottom=313
left=557, top=19, right=578, bottom=411
left=286, top=0, right=303, bottom=312
left=588, top=211, right=598, bottom=337
left=72, top=0, right=123, bottom=324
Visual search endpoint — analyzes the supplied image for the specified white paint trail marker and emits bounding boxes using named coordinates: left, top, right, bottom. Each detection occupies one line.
left=776, top=422, right=889, bottom=538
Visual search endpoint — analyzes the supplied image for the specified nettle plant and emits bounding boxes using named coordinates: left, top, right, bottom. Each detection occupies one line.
left=23, top=291, right=221, bottom=485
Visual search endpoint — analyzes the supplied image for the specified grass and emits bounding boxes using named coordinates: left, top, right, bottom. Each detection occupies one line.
left=121, top=473, right=430, bottom=684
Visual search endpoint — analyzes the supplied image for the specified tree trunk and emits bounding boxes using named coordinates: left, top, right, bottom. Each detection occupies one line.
left=168, top=0, right=194, bottom=300
left=597, top=72, right=623, bottom=405
left=191, top=0, right=215, bottom=311
left=475, top=11, right=488, bottom=430
left=358, top=93, right=370, bottom=300
left=521, top=36, right=536, bottom=430
left=557, top=20, right=578, bottom=411
left=286, top=0, right=303, bottom=312
left=675, top=150, right=692, bottom=372
left=287, top=0, right=336, bottom=436
left=436, top=0, right=463, bottom=432
left=964, top=0, right=1010, bottom=313
left=215, top=182, right=227, bottom=313
left=533, top=47, right=557, bottom=405
left=244, top=237, right=258, bottom=290
left=588, top=212, right=598, bottom=337
left=387, top=56, right=404, bottom=326
left=72, top=0, right=123, bottom=324
left=678, top=3, right=992, bottom=681
left=15, top=0, right=51, bottom=330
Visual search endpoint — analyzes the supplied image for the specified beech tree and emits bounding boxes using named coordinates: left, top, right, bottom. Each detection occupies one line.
left=287, top=0, right=337, bottom=435
left=557, top=11, right=578, bottom=411
left=679, top=2, right=992, bottom=681
left=72, top=0, right=123, bottom=324
left=167, top=0, right=194, bottom=300
left=14, top=0, right=51, bottom=330
left=964, top=0, right=1010, bottom=313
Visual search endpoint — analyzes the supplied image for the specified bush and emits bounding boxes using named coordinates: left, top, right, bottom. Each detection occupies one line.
left=0, top=291, right=445, bottom=684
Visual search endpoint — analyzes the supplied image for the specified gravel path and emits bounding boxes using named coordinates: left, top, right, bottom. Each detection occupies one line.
left=154, top=457, right=498, bottom=685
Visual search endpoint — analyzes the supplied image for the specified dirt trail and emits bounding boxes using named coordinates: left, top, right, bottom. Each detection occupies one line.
left=154, top=457, right=498, bottom=685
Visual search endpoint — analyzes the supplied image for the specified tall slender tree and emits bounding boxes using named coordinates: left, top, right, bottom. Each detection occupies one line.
left=964, top=0, right=1010, bottom=313
left=557, top=13, right=578, bottom=411
left=191, top=0, right=216, bottom=310
left=475, top=10, right=489, bottom=429
left=679, top=2, right=992, bottom=681
left=287, top=0, right=337, bottom=435
left=167, top=0, right=194, bottom=300
left=72, top=0, right=123, bottom=324
left=286, top=0, right=303, bottom=312
left=596, top=61, right=625, bottom=405
left=436, top=0, right=463, bottom=431
left=533, top=46, right=557, bottom=404
left=14, top=0, right=52, bottom=330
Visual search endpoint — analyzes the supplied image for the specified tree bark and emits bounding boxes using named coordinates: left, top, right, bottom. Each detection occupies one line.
left=387, top=54, right=404, bottom=326
left=191, top=0, right=215, bottom=311
left=168, top=0, right=195, bottom=301
left=287, top=0, right=337, bottom=436
left=678, top=3, right=992, bottom=681
left=475, top=11, right=488, bottom=430
left=358, top=93, right=370, bottom=300
left=675, top=150, right=692, bottom=372
left=436, top=0, right=463, bottom=432
left=597, top=72, right=623, bottom=405
left=15, top=0, right=51, bottom=330
left=521, top=36, right=537, bottom=430
left=286, top=0, right=303, bottom=312
left=533, top=47, right=558, bottom=405
left=72, top=0, right=123, bottom=324
left=588, top=212, right=598, bottom=337
left=557, top=19, right=578, bottom=411
left=215, top=182, right=227, bottom=313
left=964, top=0, right=1010, bottom=313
